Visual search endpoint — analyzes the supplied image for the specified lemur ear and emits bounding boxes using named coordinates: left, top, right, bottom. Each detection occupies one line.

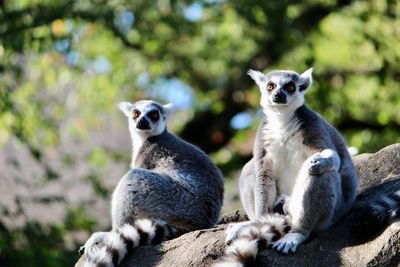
left=299, top=68, right=313, bottom=92
left=162, top=103, right=175, bottom=119
left=247, top=69, right=266, bottom=88
left=118, top=101, right=134, bottom=117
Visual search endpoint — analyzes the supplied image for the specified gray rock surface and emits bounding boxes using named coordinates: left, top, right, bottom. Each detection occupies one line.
left=76, top=144, right=400, bottom=267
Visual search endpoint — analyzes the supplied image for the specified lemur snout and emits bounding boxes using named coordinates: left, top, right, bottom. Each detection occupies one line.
left=78, top=246, right=85, bottom=255
left=272, top=91, right=287, bottom=104
left=136, top=118, right=150, bottom=130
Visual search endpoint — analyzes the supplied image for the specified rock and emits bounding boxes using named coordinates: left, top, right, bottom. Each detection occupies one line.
left=76, top=144, right=400, bottom=267
left=353, top=144, right=400, bottom=190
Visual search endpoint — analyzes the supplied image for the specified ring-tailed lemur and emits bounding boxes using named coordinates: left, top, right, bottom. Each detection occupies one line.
left=215, top=69, right=400, bottom=267
left=77, top=100, right=224, bottom=267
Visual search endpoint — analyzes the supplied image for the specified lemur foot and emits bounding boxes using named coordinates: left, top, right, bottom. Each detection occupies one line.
left=272, top=232, right=307, bottom=254
left=309, top=156, right=333, bottom=175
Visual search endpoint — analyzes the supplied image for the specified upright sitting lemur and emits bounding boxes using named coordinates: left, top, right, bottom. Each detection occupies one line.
left=215, top=68, right=400, bottom=266
left=77, top=100, right=224, bottom=267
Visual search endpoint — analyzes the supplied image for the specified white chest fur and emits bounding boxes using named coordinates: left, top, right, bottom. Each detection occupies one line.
left=263, top=114, right=311, bottom=196
left=129, top=123, right=147, bottom=168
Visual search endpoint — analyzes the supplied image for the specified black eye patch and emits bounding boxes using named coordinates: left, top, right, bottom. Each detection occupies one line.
left=147, top=110, right=160, bottom=121
left=283, top=81, right=296, bottom=94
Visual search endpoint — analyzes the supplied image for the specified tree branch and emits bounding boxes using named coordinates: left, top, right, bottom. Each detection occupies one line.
left=0, top=3, right=142, bottom=51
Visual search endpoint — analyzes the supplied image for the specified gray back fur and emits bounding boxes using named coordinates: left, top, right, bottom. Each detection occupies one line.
left=112, top=104, right=224, bottom=233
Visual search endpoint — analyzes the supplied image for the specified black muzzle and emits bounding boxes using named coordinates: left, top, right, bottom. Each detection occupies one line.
left=136, top=118, right=150, bottom=130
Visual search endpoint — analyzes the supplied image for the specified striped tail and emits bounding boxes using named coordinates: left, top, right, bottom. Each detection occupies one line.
left=367, top=190, right=400, bottom=223
left=214, top=214, right=291, bottom=267
left=351, top=180, right=400, bottom=238
left=79, top=219, right=177, bottom=267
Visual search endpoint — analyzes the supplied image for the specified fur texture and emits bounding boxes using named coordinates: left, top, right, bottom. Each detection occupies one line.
left=79, top=100, right=224, bottom=266
left=80, top=219, right=176, bottom=267
left=216, top=68, right=358, bottom=266
left=216, top=69, right=400, bottom=267
left=215, top=213, right=291, bottom=267
left=246, top=68, right=357, bottom=239
left=216, top=69, right=400, bottom=266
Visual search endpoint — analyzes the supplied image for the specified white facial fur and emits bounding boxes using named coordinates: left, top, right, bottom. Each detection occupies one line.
left=248, top=68, right=313, bottom=115
left=118, top=100, right=174, bottom=167
left=118, top=100, right=173, bottom=137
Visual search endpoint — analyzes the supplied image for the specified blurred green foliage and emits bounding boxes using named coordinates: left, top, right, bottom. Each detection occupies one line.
left=1, top=0, right=400, bottom=266
left=0, top=221, right=75, bottom=267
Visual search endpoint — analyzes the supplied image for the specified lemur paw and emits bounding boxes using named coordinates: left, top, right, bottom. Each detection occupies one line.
left=272, top=232, right=306, bottom=254
left=309, top=157, right=333, bottom=175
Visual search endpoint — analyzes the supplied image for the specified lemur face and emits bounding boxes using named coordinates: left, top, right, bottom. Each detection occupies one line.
left=248, top=68, right=313, bottom=111
left=118, top=100, right=174, bottom=137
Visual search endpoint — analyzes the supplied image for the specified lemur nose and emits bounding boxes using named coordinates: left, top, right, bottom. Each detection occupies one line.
left=273, top=91, right=287, bottom=103
left=137, top=118, right=150, bottom=130
left=78, top=246, right=85, bottom=255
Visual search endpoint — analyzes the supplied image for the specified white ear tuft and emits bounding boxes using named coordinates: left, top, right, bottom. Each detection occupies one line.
left=163, top=103, right=175, bottom=118
left=118, top=102, right=133, bottom=117
left=247, top=69, right=266, bottom=87
left=299, top=68, right=313, bottom=92
left=300, top=68, right=313, bottom=79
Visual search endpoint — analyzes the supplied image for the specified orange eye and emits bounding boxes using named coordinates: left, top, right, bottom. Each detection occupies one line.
left=148, top=111, right=159, bottom=121
left=287, top=85, right=295, bottom=92
left=132, top=110, right=140, bottom=119
left=267, top=83, right=275, bottom=91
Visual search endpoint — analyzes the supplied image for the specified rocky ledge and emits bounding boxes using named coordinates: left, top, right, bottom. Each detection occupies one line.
left=77, top=144, right=400, bottom=267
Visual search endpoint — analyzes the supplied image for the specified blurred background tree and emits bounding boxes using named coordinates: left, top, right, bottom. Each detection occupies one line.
left=0, top=0, right=399, bottom=266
